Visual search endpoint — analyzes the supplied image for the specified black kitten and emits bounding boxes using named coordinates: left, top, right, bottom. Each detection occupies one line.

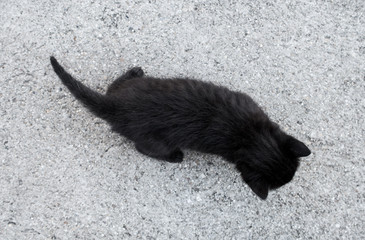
left=50, top=56, right=311, bottom=200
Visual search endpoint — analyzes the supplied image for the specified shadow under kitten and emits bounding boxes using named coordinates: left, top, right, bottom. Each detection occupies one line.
left=50, top=56, right=311, bottom=200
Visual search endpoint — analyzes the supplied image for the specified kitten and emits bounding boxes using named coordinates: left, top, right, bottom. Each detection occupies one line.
left=50, top=56, right=311, bottom=200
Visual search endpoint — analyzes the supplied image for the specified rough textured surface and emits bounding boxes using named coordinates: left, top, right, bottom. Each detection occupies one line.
left=1, top=0, right=364, bottom=239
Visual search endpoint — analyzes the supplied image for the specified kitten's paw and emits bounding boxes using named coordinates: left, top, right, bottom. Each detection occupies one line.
left=127, top=67, right=144, bottom=78
left=135, top=142, right=183, bottom=163
left=167, top=150, right=184, bottom=163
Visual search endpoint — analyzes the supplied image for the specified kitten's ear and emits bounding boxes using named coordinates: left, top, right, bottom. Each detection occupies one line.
left=286, top=136, right=311, bottom=157
left=245, top=177, right=269, bottom=200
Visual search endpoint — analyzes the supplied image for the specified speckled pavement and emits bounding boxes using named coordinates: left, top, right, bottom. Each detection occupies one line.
left=1, top=1, right=364, bottom=239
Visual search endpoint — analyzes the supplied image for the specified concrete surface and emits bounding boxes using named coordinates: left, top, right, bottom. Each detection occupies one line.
left=1, top=0, right=364, bottom=239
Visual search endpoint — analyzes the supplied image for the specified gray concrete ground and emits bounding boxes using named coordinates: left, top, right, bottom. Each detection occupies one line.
left=1, top=0, right=364, bottom=239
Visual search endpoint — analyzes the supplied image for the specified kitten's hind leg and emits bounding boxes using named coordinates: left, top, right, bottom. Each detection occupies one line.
left=122, top=67, right=144, bottom=79
left=135, top=141, right=184, bottom=163
left=106, top=67, right=144, bottom=95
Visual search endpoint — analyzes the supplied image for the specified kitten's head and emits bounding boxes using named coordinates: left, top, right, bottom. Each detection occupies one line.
left=235, top=123, right=311, bottom=200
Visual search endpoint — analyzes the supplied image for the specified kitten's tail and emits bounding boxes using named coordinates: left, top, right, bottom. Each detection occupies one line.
left=50, top=56, right=116, bottom=120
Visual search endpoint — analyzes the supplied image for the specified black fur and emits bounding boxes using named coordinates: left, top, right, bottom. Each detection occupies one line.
left=50, top=56, right=311, bottom=200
